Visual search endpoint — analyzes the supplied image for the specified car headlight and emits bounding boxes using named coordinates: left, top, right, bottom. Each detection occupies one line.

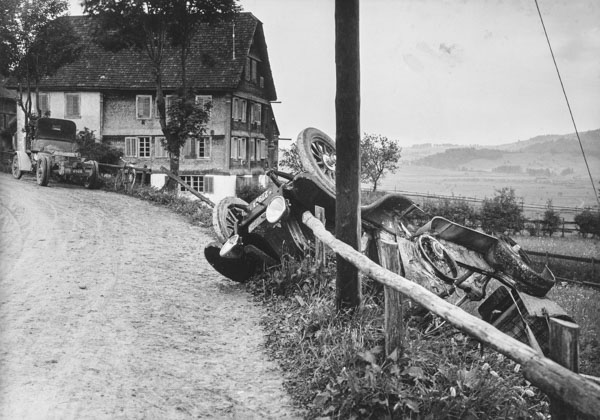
left=266, top=195, right=288, bottom=224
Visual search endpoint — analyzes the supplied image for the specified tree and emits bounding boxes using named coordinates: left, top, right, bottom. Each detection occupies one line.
left=360, top=134, right=402, bottom=192
left=0, top=0, right=80, bottom=143
left=278, top=143, right=303, bottom=173
left=480, top=187, right=524, bottom=235
left=84, top=0, right=239, bottom=188
left=542, top=199, right=561, bottom=237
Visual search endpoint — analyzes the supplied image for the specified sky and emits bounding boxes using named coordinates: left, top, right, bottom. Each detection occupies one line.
left=69, top=0, right=600, bottom=146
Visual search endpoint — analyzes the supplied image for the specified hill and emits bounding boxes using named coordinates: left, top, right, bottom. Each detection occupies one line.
left=405, top=129, right=600, bottom=176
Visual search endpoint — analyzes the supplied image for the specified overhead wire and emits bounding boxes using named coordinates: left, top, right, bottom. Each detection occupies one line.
left=533, top=0, right=600, bottom=209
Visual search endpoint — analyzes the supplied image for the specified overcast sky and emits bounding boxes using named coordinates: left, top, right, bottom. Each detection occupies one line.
left=70, top=0, right=600, bottom=146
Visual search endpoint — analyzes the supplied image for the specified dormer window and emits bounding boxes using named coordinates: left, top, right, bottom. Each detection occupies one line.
left=245, top=56, right=261, bottom=85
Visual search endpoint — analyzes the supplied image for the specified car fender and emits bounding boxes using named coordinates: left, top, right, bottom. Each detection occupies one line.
left=14, top=151, right=33, bottom=172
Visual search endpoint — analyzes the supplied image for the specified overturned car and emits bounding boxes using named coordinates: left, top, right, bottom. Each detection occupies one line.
left=204, top=127, right=572, bottom=354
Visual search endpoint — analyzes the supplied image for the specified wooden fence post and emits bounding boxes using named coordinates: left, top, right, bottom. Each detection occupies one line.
left=377, top=239, right=404, bottom=357
left=549, top=317, right=580, bottom=420
left=315, top=206, right=326, bottom=269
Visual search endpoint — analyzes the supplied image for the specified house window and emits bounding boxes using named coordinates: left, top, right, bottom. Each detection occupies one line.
left=232, top=98, right=247, bottom=122
left=250, top=103, right=262, bottom=126
left=195, top=95, right=212, bottom=109
left=136, top=95, right=152, bottom=119
left=38, top=93, right=50, bottom=116
left=138, top=136, right=151, bottom=157
left=179, top=175, right=214, bottom=194
left=125, top=137, right=138, bottom=157
left=124, top=137, right=151, bottom=157
left=155, top=137, right=168, bottom=158
left=197, top=137, right=211, bottom=158
left=65, top=93, right=80, bottom=119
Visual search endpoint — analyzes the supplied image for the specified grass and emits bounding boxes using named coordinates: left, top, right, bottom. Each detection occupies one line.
left=106, top=179, right=600, bottom=418
left=246, top=256, right=556, bottom=419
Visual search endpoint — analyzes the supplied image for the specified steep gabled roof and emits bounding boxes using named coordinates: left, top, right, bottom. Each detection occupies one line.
left=36, top=13, right=276, bottom=100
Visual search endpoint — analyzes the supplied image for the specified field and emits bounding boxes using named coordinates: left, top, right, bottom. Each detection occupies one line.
left=378, top=165, right=598, bottom=220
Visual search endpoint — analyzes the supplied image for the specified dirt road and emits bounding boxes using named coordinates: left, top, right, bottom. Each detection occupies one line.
left=0, top=173, right=299, bottom=419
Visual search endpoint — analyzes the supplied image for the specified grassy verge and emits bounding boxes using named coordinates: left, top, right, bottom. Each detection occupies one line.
left=108, top=182, right=599, bottom=418
left=100, top=179, right=213, bottom=230
left=246, top=256, right=556, bottom=419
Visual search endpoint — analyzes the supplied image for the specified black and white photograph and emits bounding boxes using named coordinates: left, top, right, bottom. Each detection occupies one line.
left=1, top=0, right=599, bottom=418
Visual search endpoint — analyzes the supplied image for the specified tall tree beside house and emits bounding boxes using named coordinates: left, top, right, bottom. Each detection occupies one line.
left=360, top=134, right=402, bottom=192
left=83, top=0, right=240, bottom=189
left=0, top=0, right=80, bottom=143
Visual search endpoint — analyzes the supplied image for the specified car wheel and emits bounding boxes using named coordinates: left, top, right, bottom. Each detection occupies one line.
left=213, top=197, right=249, bottom=243
left=417, top=235, right=460, bottom=283
left=84, top=161, right=99, bottom=189
left=485, top=236, right=554, bottom=297
left=11, top=154, right=23, bottom=179
left=296, top=127, right=336, bottom=193
left=36, top=156, right=50, bottom=186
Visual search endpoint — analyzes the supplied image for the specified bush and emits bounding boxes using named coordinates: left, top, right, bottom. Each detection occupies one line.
left=480, top=187, right=524, bottom=235
left=574, top=208, right=600, bottom=238
left=420, top=197, right=478, bottom=227
left=76, top=128, right=122, bottom=164
left=542, top=200, right=561, bottom=237
left=236, top=183, right=266, bottom=202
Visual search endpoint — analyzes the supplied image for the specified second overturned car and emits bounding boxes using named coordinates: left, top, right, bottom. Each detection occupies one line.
left=204, top=127, right=572, bottom=355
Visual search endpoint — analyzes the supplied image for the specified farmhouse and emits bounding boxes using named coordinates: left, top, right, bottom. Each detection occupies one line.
left=13, top=13, right=279, bottom=202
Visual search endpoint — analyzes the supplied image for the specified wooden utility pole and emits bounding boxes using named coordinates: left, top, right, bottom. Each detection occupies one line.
left=335, top=0, right=362, bottom=309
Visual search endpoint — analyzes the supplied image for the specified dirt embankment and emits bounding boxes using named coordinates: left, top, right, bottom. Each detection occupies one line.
left=0, top=173, right=300, bottom=419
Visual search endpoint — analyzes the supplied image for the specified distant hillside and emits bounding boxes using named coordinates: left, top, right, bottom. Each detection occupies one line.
left=411, top=147, right=505, bottom=169
left=407, top=129, right=600, bottom=174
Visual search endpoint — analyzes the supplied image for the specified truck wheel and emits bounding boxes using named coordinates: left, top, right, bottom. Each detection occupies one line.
left=84, top=161, right=99, bottom=189
left=36, top=156, right=50, bottom=186
left=12, top=155, right=22, bottom=179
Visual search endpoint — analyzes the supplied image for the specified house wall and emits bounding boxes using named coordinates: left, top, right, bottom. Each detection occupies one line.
left=46, top=92, right=102, bottom=134
left=15, top=91, right=102, bottom=151
left=102, top=92, right=232, bottom=173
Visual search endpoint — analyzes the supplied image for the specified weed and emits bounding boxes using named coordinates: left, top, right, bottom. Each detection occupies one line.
left=246, top=256, right=553, bottom=419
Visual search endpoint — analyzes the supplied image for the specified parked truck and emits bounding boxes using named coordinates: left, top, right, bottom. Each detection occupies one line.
left=12, top=118, right=99, bottom=188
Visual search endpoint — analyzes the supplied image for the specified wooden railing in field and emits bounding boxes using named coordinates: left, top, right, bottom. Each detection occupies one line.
left=302, top=208, right=600, bottom=420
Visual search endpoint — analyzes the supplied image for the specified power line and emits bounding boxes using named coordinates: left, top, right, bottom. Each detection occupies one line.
left=534, top=0, right=600, bottom=208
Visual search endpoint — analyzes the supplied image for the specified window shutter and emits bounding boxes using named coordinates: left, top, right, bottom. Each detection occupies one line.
left=239, top=137, right=247, bottom=159
left=204, top=176, right=214, bottom=193
left=182, top=138, right=192, bottom=157
left=65, top=93, right=80, bottom=118
left=155, top=137, right=167, bottom=158
left=256, top=104, right=262, bottom=126
left=233, top=98, right=239, bottom=121
left=136, top=95, right=152, bottom=119
left=240, top=100, right=247, bottom=123
left=245, top=58, right=251, bottom=81
left=231, top=137, right=238, bottom=159
left=38, top=94, right=49, bottom=116
left=125, top=137, right=138, bottom=157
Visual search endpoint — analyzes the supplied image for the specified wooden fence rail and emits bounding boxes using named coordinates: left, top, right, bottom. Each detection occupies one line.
left=301, top=210, right=600, bottom=420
